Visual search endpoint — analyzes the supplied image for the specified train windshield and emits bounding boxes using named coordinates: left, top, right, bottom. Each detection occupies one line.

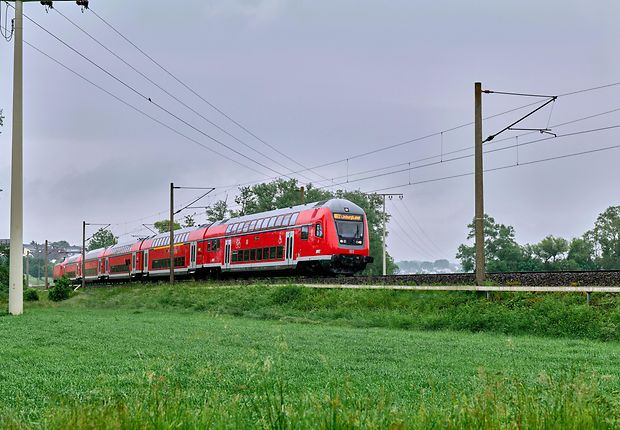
left=335, top=220, right=364, bottom=244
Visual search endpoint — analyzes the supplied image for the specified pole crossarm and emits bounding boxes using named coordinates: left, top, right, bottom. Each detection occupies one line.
left=481, top=90, right=558, bottom=143
left=174, top=188, right=215, bottom=215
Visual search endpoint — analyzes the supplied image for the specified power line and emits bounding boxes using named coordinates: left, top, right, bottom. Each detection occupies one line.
left=53, top=7, right=316, bottom=184
left=87, top=6, right=329, bottom=183
left=15, top=7, right=294, bottom=179
left=366, top=136, right=620, bottom=193
left=318, top=124, right=620, bottom=189
left=315, top=106, right=620, bottom=188
left=261, top=82, right=620, bottom=178
left=397, top=201, right=446, bottom=257
left=390, top=204, right=439, bottom=259
left=21, top=38, right=267, bottom=176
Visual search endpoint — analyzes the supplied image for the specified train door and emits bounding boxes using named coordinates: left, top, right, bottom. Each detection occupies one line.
left=131, top=252, right=137, bottom=275
left=224, top=239, right=231, bottom=270
left=189, top=242, right=197, bottom=270
left=97, top=259, right=101, bottom=277
left=143, top=250, right=149, bottom=275
left=105, top=258, right=109, bottom=277
left=285, top=230, right=295, bottom=266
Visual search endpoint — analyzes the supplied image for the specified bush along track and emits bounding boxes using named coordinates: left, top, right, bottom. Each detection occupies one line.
left=69, top=282, right=620, bottom=342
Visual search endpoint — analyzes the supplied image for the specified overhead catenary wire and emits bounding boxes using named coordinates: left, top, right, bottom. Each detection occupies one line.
left=365, top=134, right=620, bottom=194
left=389, top=215, right=435, bottom=260
left=87, top=6, right=330, bottom=183
left=317, top=124, right=620, bottom=189
left=397, top=200, right=447, bottom=257
left=390, top=204, right=439, bottom=260
left=21, top=38, right=269, bottom=177
left=53, top=7, right=317, bottom=184
left=13, top=6, right=296, bottom=180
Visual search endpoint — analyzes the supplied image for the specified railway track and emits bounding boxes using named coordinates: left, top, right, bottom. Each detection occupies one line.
left=73, top=270, right=620, bottom=289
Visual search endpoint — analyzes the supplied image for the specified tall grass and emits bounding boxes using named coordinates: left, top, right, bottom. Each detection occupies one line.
left=2, top=372, right=617, bottom=429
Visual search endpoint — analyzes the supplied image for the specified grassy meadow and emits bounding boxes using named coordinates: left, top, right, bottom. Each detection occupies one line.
left=1, top=283, right=620, bottom=428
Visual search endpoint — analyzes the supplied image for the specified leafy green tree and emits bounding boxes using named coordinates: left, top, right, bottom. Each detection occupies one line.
left=206, top=200, right=230, bottom=222
left=51, top=240, right=70, bottom=249
left=183, top=214, right=196, bottom=228
left=590, top=206, right=620, bottom=269
left=88, top=228, right=118, bottom=251
left=456, top=215, right=523, bottom=272
left=154, top=220, right=181, bottom=233
left=233, top=179, right=332, bottom=216
left=567, top=237, right=597, bottom=270
left=532, top=235, right=569, bottom=267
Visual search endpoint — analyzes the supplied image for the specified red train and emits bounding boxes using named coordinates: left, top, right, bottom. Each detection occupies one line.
left=53, top=199, right=373, bottom=283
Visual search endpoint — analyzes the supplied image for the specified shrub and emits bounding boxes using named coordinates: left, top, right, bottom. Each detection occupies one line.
left=48, top=276, right=71, bottom=302
left=24, top=288, right=39, bottom=301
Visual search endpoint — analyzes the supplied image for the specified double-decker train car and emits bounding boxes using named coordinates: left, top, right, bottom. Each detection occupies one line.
left=53, top=198, right=373, bottom=283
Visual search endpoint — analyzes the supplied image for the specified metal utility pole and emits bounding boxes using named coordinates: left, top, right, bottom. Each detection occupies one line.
left=7, top=0, right=90, bottom=315
left=474, top=82, right=485, bottom=285
left=8, top=0, right=23, bottom=315
left=44, top=240, right=49, bottom=289
left=168, top=184, right=215, bottom=284
left=300, top=186, right=305, bottom=205
left=374, top=193, right=403, bottom=276
left=81, top=221, right=86, bottom=290
left=169, top=182, right=175, bottom=284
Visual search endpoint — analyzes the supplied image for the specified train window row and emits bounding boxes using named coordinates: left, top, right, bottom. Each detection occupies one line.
left=226, top=212, right=300, bottom=235
left=152, top=257, right=186, bottom=269
left=231, top=246, right=284, bottom=263
left=110, top=263, right=130, bottom=273
left=152, top=232, right=190, bottom=248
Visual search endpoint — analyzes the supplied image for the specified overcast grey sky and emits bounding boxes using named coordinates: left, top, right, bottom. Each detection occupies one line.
left=0, top=0, right=618, bottom=262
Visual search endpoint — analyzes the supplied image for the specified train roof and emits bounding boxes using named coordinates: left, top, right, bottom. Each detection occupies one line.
left=85, top=248, right=106, bottom=260
left=65, top=254, right=81, bottom=264
left=221, top=198, right=364, bottom=225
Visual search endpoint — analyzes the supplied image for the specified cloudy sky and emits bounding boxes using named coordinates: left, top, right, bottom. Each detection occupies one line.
left=0, top=0, right=618, bottom=262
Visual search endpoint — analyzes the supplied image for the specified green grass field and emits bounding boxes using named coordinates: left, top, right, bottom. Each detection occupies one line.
left=2, top=284, right=620, bottom=429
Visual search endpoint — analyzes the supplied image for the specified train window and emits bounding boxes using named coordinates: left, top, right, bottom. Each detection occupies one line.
left=315, top=223, right=323, bottom=238
left=301, top=226, right=309, bottom=240
left=289, top=213, right=299, bottom=225
left=275, top=215, right=284, bottom=227
left=257, top=248, right=263, bottom=260
left=268, top=217, right=277, bottom=228
left=249, top=220, right=257, bottom=231
left=282, top=214, right=292, bottom=226
left=269, top=247, right=276, bottom=259
left=276, top=246, right=284, bottom=259
left=264, top=247, right=270, bottom=259
left=232, top=251, right=238, bottom=263
left=243, top=250, right=250, bottom=262
left=250, top=249, right=256, bottom=261
left=207, top=241, right=211, bottom=252
left=216, top=240, right=220, bottom=251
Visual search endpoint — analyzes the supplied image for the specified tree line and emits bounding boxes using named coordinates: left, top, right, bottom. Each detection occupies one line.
left=457, top=206, right=620, bottom=272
